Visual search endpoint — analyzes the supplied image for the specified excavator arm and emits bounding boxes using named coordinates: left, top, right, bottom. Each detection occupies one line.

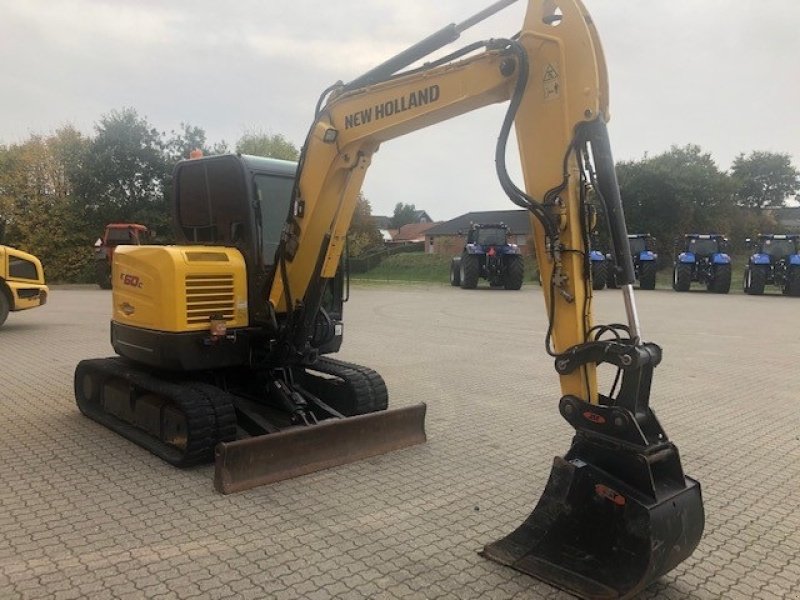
left=262, top=1, right=704, bottom=598
left=273, top=0, right=611, bottom=403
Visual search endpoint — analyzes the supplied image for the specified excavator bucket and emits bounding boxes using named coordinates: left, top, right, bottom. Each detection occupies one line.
left=214, top=403, right=427, bottom=494
left=482, top=435, right=704, bottom=599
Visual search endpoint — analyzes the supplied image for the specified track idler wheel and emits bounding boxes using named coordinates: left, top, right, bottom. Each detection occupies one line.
left=482, top=436, right=704, bottom=599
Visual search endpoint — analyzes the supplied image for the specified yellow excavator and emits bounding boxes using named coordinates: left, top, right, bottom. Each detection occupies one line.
left=0, top=245, right=48, bottom=327
left=74, top=0, right=704, bottom=597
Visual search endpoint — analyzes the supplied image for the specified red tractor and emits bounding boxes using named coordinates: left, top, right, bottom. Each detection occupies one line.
left=94, top=224, right=150, bottom=289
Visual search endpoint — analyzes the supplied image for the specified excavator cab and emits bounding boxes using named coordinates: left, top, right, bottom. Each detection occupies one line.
left=172, top=154, right=345, bottom=354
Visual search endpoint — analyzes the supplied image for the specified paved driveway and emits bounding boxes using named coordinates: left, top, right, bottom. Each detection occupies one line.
left=1, top=284, right=798, bottom=599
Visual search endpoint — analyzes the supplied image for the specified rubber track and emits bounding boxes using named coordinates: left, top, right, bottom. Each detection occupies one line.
left=75, top=358, right=218, bottom=467
left=315, top=356, right=389, bottom=414
left=301, top=357, right=388, bottom=415
left=185, top=382, right=238, bottom=444
left=325, top=357, right=389, bottom=412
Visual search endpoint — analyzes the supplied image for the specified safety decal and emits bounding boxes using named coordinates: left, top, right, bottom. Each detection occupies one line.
left=543, top=63, right=560, bottom=99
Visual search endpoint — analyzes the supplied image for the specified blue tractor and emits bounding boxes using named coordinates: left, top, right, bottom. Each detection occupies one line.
left=450, top=223, right=524, bottom=290
left=743, top=234, right=800, bottom=296
left=607, top=233, right=658, bottom=290
left=672, top=234, right=731, bottom=293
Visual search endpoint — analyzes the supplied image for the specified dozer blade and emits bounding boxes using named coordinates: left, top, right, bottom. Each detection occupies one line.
left=482, top=451, right=704, bottom=600
left=214, top=403, right=426, bottom=494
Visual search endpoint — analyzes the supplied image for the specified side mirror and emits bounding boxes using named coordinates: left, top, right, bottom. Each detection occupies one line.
left=94, top=238, right=103, bottom=247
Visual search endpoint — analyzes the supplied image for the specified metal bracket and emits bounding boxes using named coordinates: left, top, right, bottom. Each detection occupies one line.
left=559, top=394, right=667, bottom=448
left=554, top=340, right=661, bottom=375
left=556, top=341, right=667, bottom=447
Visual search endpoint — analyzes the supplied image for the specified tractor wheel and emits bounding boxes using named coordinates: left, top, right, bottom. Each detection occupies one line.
left=708, top=264, right=731, bottom=294
left=449, top=258, right=461, bottom=287
left=672, top=263, right=692, bottom=292
left=460, top=254, right=480, bottom=289
left=744, top=265, right=766, bottom=295
left=0, top=290, right=9, bottom=327
left=785, top=267, right=800, bottom=297
left=96, top=262, right=112, bottom=290
left=639, top=261, right=657, bottom=290
left=503, top=255, right=524, bottom=290
left=591, top=261, right=607, bottom=290
left=606, top=265, right=619, bottom=289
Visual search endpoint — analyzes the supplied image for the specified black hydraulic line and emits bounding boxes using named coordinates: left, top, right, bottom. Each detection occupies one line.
left=311, top=306, right=335, bottom=347
left=345, top=24, right=460, bottom=91
left=315, top=83, right=339, bottom=118
left=344, top=0, right=520, bottom=91
left=579, top=119, right=636, bottom=286
left=493, top=41, right=559, bottom=244
left=398, top=40, right=488, bottom=79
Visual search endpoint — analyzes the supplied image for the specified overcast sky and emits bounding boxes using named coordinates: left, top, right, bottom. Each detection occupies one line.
left=1, top=0, right=798, bottom=220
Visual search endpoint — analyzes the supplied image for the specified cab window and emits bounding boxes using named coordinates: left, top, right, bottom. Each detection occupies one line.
left=9, top=256, right=38, bottom=280
left=253, top=174, right=294, bottom=265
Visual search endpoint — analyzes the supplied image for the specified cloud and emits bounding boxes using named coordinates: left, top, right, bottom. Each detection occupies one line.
left=242, top=34, right=403, bottom=74
left=1, top=0, right=798, bottom=218
left=4, top=0, right=178, bottom=48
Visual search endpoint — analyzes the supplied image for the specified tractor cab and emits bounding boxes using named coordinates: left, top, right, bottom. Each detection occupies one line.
left=466, top=224, right=511, bottom=248
left=627, top=233, right=656, bottom=257
left=673, top=234, right=732, bottom=293
left=743, top=234, right=800, bottom=296
left=748, top=234, right=800, bottom=262
left=101, top=224, right=150, bottom=247
left=679, top=234, right=728, bottom=258
left=607, top=233, right=658, bottom=290
left=94, top=223, right=151, bottom=288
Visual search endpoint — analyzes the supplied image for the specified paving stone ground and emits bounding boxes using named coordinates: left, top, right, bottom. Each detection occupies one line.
left=1, top=283, right=798, bottom=600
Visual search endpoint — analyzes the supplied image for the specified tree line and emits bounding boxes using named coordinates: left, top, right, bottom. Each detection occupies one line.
left=0, top=108, right=382, bottom=282
left=1, top=108, right=797, bottom=282
left=615, top=144, right=798, bottom=260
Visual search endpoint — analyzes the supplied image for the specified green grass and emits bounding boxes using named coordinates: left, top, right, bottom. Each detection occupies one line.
left=729, top=258, right=747, bottom=293
left=354, top=252, right=451, bottom=282
left=353, top=252, right=542, bottom=284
